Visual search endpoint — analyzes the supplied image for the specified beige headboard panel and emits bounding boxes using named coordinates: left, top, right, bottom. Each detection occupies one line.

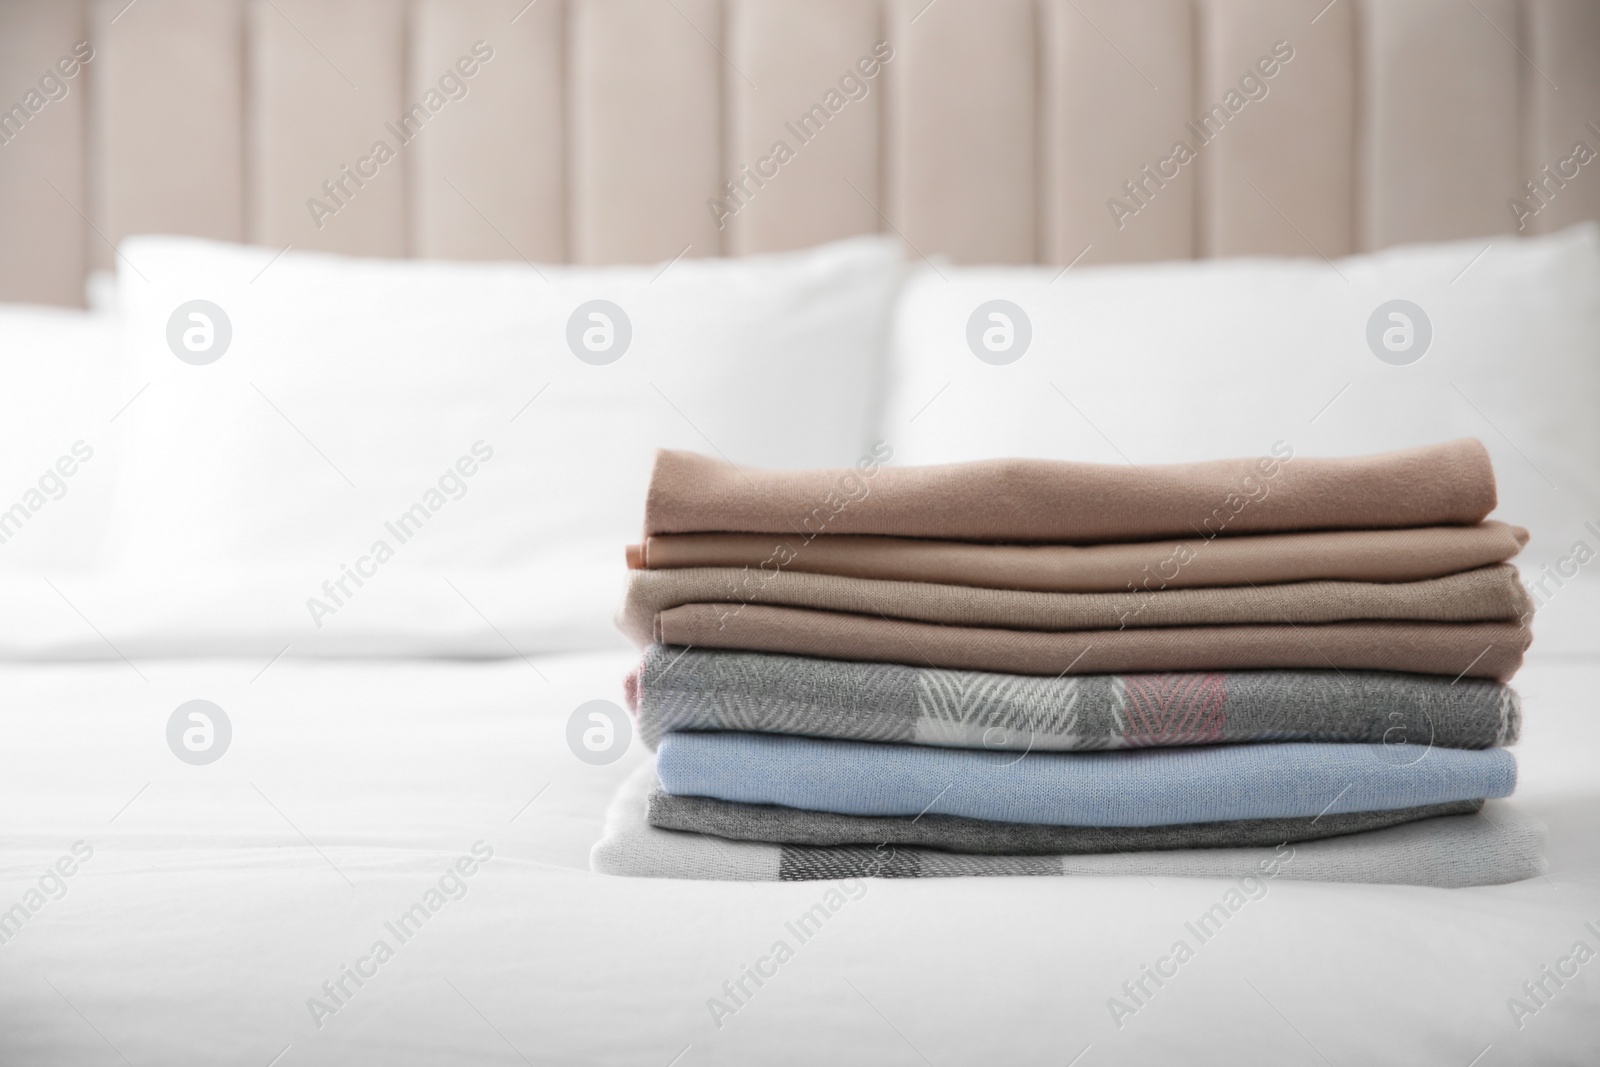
left=1, top=0, right=1597, bottom=306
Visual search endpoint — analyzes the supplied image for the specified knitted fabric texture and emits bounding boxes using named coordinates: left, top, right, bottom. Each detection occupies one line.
left=591, top=766, right=1545, bottom=887
left=646, top=789, right=1483, bottom=854
left=632, top=647, right=1521, bottom=752
left=654, top=733, right=1517, bottom=826
left=642, top=439, right=1496, bottom=542
left=627, top=522, right=1528, bottom=592
left=617, top=565, right=1530, bottom=646
left=654, top=606, right=1530, bottom=680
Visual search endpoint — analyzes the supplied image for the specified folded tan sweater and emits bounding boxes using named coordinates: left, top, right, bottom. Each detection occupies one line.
left=627, top=522, right=1527, bottom=593
left=618, top=565, right=1530, bottom=646
left=643, top=439, right=1497, bottom=543
left=651, top=605, right=1529, bottom=681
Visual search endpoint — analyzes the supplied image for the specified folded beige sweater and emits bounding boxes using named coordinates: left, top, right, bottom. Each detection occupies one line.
left=618, top=565, right=1531, bottom=647
left=642, top=439, right=1497, bottom=543
left=650, top=605, right=1529, bottom=681
left=627, top=522, right=1527, bottom=592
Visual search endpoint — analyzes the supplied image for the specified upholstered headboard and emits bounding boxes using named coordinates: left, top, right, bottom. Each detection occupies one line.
left=1, top=0, right=1597, bottom=306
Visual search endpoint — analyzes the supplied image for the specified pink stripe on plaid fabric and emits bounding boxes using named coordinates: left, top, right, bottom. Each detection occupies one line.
left=1121, top=673, right=1227, bottom=746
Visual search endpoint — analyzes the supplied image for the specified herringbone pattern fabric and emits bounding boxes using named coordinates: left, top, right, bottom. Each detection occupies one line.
left=635, top=647, right=1519, bottom=753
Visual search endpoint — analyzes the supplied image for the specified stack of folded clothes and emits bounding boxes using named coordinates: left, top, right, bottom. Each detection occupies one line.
left=591, top=439, right=1545, bottom=887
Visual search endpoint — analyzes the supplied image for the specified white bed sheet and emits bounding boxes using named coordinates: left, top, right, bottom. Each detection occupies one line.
left=1, top=646, right=1597, bottom=1065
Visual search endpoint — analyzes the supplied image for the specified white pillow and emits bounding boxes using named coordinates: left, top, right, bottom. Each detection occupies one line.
left=884, top=224, right=1600, bottom=572
left=0, top=304, right=120, bottom=571
left=100, top=235, right=901, bottom=653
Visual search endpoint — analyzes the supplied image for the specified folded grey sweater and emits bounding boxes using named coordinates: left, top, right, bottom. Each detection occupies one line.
left=630, top=647, right=1520, bottom=752
left=591, top=765, right=1546, bottom=887
left=647, top=788, right=1482, bottom=855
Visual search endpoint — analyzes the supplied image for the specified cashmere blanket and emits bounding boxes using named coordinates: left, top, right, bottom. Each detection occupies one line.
left=592, top=766, right=1546, bottom=886
left=642, top=439, right=1496, bottom=543
left=627, top=522, right=1529, bottom=593
left=618, top=566, right=1529, bottom=645
left=654, top=605, right=1530, bottom=680
left=646, top=788, right=1484, bottom=854
left=629, top=647, right=1521, bottom=751
left=654, top=733, right=1517, bottom=825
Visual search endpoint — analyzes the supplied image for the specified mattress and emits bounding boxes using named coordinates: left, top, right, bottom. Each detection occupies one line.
left=1, top=646, right=1597, bottom=1064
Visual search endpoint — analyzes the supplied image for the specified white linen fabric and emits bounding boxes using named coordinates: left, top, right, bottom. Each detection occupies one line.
left=98, top=235, right=901, bottom=653
left=0, top=647, right=1596, bottom=1064
left=0, top=304, right=120, bottom=571
left=0, top=565, right=632, bottom=659
left=884, top=224, right=1600, bottom=572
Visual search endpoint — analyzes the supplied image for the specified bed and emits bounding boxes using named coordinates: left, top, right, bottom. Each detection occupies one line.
left=3, top=0, right=1600, bottom=1062
left=0, top=643, right=1596, bottom=1064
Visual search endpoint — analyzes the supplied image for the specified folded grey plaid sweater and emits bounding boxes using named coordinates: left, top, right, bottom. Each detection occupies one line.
left=629, top=647, right=1519, bottom=752
left=591, top=765, right=1545, bottom=887
left=647, top=788, right=1482, bottom=855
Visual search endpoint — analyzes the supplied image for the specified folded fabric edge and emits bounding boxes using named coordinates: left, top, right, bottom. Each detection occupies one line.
left=591, top=765, right=1545, bottom=887
left=622, top=565, right=1533, bottom=642
left=653, top=733, right=1518, bottom=826
left=626, top=522, right=1532, bottom=588
left=651, top=606, right=1530, bottom=681
left=645, top=787, right=1485, bottom=855
left=641, top=439, right=1499, bottom=542
left=631, top=646, right=1523, bottom=752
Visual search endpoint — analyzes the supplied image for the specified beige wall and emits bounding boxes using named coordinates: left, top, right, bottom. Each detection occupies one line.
left=0, top=0, right=1596, bottom=304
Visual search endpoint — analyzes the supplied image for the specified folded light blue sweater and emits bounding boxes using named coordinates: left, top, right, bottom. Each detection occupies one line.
left=654, top=733, right=1516, bottom=826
